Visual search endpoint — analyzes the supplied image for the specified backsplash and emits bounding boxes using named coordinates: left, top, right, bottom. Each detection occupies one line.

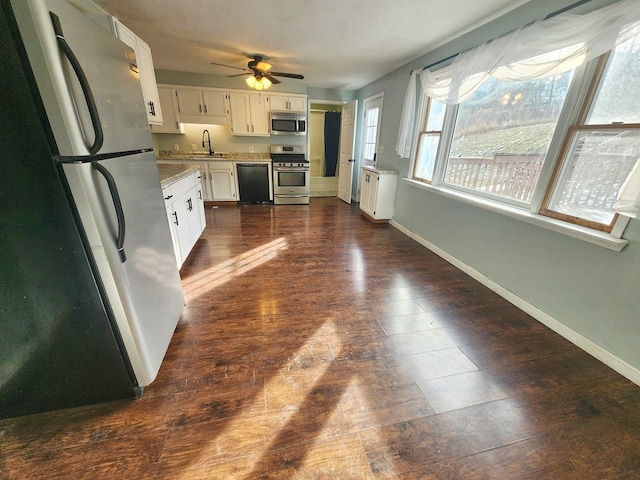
left=151, top=123, right=306, bottom=155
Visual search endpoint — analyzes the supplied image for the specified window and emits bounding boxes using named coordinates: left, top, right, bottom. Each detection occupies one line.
left=444, top=70, right=572, bottom=204
left=541, top=34, right=640, bottom=231
left=410, top=27, right=640, bottom=235
left=361, top=94, right=383, bottom=162
left=412, top=98, right=445, bottom=183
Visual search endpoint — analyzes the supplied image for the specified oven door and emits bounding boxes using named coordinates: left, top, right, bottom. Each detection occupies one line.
left=273, top=167, right=310, bottom=204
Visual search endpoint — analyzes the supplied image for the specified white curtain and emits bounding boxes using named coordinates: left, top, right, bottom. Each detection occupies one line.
left=613, top=160, right=640, bottom=218
left=395, top=0, right=640, bottom=157
left=395, top=70, right=418, bottom=159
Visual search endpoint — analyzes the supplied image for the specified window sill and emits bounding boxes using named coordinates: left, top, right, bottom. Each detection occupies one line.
left=403, top=178, right=629, bottom=252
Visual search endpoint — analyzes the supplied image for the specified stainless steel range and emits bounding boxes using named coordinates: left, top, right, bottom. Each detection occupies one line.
left=271, top=145, right=310, bottom=205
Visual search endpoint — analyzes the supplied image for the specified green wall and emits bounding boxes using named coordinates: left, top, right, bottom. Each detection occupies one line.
left=354, top=0, right=640, bottom=376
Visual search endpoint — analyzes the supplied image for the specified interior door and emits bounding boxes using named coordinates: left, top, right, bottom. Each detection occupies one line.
left=338, top=100, right=357, bottom=203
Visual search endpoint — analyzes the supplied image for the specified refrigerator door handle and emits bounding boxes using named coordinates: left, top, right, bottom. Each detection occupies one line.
left=92, top=161, right=127, bottom=263
left=49, top=12, right=104, bottom=156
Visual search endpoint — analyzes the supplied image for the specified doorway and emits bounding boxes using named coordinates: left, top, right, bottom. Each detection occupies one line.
left=308, top=102, right=343, bottom=197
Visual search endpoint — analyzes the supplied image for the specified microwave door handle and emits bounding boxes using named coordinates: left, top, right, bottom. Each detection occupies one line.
left=49, top=12, right=104, bottom=155
left=92, top=161, right=127, bottom=263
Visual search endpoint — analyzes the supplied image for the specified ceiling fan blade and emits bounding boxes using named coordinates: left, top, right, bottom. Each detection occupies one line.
left=227, top=72, right=252, bottom=78
left=263, top=73, right=281, bottom=85
left=210, top=61, right=249, bottom=71
left=269, top=71, right=304, bottom=80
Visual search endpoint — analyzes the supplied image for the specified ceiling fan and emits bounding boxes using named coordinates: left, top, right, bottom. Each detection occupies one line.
left=211, top=55, right=304, bottom=90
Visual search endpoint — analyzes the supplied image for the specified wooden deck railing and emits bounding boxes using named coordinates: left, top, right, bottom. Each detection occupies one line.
left=444, top=153, right=636, bottom=213
left=445, top=154, right=544, bottom=202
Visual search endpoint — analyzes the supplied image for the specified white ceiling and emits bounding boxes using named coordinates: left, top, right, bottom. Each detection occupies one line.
left=94, top=0, right=532, bottom=91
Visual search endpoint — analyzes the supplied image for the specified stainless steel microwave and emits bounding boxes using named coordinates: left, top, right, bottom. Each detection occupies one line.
left=270, top=111, right=307, bottom=136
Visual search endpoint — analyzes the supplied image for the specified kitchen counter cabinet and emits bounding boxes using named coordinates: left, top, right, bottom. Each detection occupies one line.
left=158, top=165, right=205, bottom=268
left=209, top=161, right=237, bottom=201
left=359, top=165, right=397, bottom=222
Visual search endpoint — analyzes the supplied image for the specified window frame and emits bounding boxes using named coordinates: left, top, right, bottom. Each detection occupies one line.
left=361, top=93, right=384, bottom=163
left=411, top=95, right=445, bottom=183
left=540, top=53, right=640, bottom=233
left=408, top=47, right=634, bottom=241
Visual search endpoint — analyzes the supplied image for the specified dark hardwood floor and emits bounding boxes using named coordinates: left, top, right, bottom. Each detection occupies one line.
left=2, top=197, right=640, bottom=479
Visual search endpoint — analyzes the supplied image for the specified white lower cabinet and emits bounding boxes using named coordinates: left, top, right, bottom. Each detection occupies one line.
left=182, top=160, right=211, bottom=200
left=359, top=166, right=398, bottom=221
left=163, top=171, right=206, bottom=269
left=209, top=161, right=237, bottom=201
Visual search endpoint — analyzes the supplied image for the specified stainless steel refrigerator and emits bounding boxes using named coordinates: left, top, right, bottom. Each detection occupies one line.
left=0, top=0, right=185, bottom=419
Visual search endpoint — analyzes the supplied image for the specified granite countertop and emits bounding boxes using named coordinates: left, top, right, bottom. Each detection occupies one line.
left=362, top=164, right=399, bottom=175
left=156, top=151, right=271, bottom=162
left=157, top=163, right=200, bottom=188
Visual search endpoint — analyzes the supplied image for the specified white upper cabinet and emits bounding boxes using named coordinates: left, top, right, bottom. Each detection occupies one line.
left=112, top=19, right=163, bottom=125
left=203, top=90, right=230, bottom=120
left=174, top=87, right=230, bottom=125
left=270, top=94, right=307, bottom=112
left=150, top=86, right=184, bottom=134
left=175, top=88, right=204, bottom=117
left=229, top=93, right=270, bottom=136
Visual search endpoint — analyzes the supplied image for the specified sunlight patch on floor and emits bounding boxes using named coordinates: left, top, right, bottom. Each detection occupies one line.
left=182, top=237, right=288, bottom=301
left=182, top=321, right=342, bottom=478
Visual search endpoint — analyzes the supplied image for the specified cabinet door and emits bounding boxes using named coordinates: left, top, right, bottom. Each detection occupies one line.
left=176, top=89, right=204, bottom=117
left=171, top=193, right=192, bottom=265
left=195, top=183, right=206, bottom=232
left=181, top=162, right=211, bottom=201
left=184, top=190, right=203, bottom=244
left=166, top=204, right=181, bottom=268
left=360, top=169, right=377, bottom=216
left=269, top=94, right=288, bottom=111
left=367, top=171, right=380, bottom=216
left=135, top=38, right=163, bottom=125
left=113, top=20, right=163, bottom=125
left=249, top=94, right=270, bottom=136
left=150, top=87, right=184, bottom=134
left=269, top=94, right=306, bottom=112
left=203, top=90, right=230, bottom=120
left=288, top=96, right=307, bottom=112
left=229, top=93, right=250, bottom=135
left=210, top=162, right=237, bottom=200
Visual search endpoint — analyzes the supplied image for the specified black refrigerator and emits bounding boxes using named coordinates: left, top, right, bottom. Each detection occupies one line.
left=0, top=0, right=185, bottom=419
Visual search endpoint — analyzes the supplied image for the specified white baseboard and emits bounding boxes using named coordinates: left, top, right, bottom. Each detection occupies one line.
left=390, top=219, right=640, bottom=386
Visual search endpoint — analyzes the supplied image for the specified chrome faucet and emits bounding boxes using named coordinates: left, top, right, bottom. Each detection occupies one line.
left=202, top=129, right=214, bottom=155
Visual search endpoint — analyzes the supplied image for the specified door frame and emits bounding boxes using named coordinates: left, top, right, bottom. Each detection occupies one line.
left=306, top=99, right=349, bottom=194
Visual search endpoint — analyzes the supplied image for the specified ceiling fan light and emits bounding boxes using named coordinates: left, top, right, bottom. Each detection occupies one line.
left=260, top=77, right=272, bottom=89
left=255, top=61, right=272, bottom=71
left=246, top=76, right=256, bottom=88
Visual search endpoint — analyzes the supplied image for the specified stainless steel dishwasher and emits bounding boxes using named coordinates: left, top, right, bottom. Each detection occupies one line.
left=236, top=163, right=271, bottom=204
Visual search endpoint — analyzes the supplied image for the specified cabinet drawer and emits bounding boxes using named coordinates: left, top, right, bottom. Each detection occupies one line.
left=169, top=172, right=197, bottom=200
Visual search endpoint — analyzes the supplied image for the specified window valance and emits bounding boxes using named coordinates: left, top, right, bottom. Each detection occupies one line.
left=396, top=0, right=640, bottom=158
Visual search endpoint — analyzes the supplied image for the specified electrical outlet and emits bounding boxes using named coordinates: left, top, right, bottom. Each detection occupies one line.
left=249, top=146, right=254, bottom=153
left=191, top=143, right=197, bottom=152
left=173, top=144, right=180, bottom=151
